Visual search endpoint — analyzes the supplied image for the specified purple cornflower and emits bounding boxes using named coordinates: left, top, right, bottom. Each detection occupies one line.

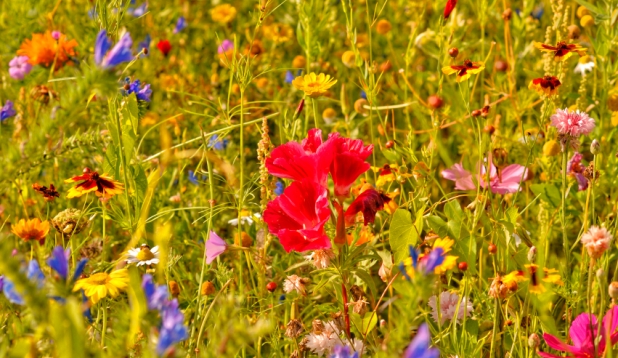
left=330, top=345, right=359, bottom=358
left=9, top=56, right=33, bottom=80
left=173, top=16, right=187, bottom=34
left=274, top=181, right=284, bottom=196
left=217, top=39, right=234, bottom=54
left=94, top=30, right=134, bottom=69
left=130, top=2, right=148, bottom=17
left=1, top=100, right=16, bottom=121
left=208, top=134, right=229, bottom=150
left=206, top=231, right=227, bottom=264
left=403, top=324, right=439, bottom=358
left=48, top=246, right=70, bottom=280
left=125, top=79, right=152, bottom=102
left=142, top=274, right=169, bottom=310
left=157, top=299, right=188, bottom=356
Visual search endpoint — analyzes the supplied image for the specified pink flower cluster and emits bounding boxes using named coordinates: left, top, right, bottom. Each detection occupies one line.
left=550, top=109, right=595, bottom=137
left=441, top=160, right=529, bottom=195
left=580, top=226, right=613, bottom=259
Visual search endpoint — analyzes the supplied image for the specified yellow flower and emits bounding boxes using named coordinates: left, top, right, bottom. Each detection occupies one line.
left=292, top=73, right=337, bottom=98
left=292, top=55, right=306, bottom=69
left=12, top=218, right=50, bottom=244
left=612, top=112, right=618, bottom=127
left=543, top=140, right=561, bottom=156
left=580, top=15, right=594, bottom=27
left=73, top=269, right=129, bottom=304
left=341, top=51, right=356, bottom=67
left=427, top=238, right=458, bottom=274
left=441, top=60, right=485, bottom=82
left=263, top=23, right=294, bottom=43
left=210, top=4, right=237, bottom=24
left=17, top=31, right=78, bottom=70
left=376, top=19, right=392, bottom=35
left=64, top=168, right=124, bottom=199
left=525, top=264, right=563, bottom=294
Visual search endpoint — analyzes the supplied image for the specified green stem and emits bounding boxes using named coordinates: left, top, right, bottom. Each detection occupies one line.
left=101, top=303, right=107, bottom=348
left=312, top=98, right=319, bottom=129
left=561, top=147, right=571, bottom=327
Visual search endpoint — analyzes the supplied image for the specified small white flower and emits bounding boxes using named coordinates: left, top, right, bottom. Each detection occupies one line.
left=283, top=275, right=309, bottom=295
left=228, top=212, right=261, bottom=226
left=574, top=56, right=595, bottom=76
left=126, top=244, right=160, bottom=266
left=428, top=291, right=473, bottom=325
left=304, top=249, right=335, bottom=269
left=305, top=321, right=341, bottom=357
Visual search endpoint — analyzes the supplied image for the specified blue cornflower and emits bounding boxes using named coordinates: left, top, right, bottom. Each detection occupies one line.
left=130, top=2, right=148, bottom=17
left=138, top=34, right=151, bottom=57
left=285, top=70, right=295, bottom=84
left=3, top=260, right=45, bottom=305
left=1, top=100, right=16, bottom=122
left=422, top=247, right=445, bottom=273
left=531, top=4, right=544, bottom=19
left=142, top=274, right=169, bottom=311
left=173, top=16, right=187, bottom=34
left=73, top=259, right=88, bottom=282
left=125, top=79, right=152, bottom=102
left=403, top=324, right=439, bottom=358
left=208, top=134, right=229, bottom=150
left=94, top=30, right=134, bottom=69
left=360, top=90, right=367, bottom=99
left=157, top=299, right=188, bottom=356
left=274, top=181, right=284, bottom=196
left=188, top=170, right=199, bottom=185
left=48, top=246, right=70, bottom=280
left=330, top=345, right=359, bottom=358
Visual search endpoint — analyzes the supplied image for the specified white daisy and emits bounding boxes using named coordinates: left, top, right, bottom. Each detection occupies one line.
left=126, top=244, right=160, bottom=266
left=574, top=56, right=595, bottom=76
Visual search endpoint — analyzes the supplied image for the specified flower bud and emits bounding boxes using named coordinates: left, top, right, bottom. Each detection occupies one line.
left=292, top=55, right=306, bottom=69
left=458, top=261, right=468, bottom=271
left=448, top=47, right=459, bottom=58
left=385, top=140, right=394, bottom=149
left=483, top=125, right=495, bottom=135
left=354, top=98, right=369, bottom=116
left=528, top=333, right=540, bottom=348
left=266, top=281, right=277, bottom=292
left=596, top=268, right=605, bottom=280
left=376, top=19, right=392, bottom=35
left=502, top=8, right=512, bottom=20
left=427, top=95, right=443, bottom=109
left=322, top=108, right=337, bottom=123
left=494, top=60, right=508, bottom=72
left=568, top=25, right=581, bottom=40
left=527, top=246, right=537, bottom=263
left=488, top=243, right=497, bottom=254
left=492, top=148, right=509, bottom=168
left=471, top=109, right=481, bottom=117
left=293, top=99, right=305, bottom=120
left=201, top=281, right=216, bottom=296
left=169, top=281, right=180, bottom=298
left=609, top=282, right=618, bottom=301
left=590, top=139, right=600, bottom=155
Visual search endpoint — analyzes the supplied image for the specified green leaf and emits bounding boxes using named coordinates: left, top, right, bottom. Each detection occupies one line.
left=530, top=183, right=561, bottom=208
left=445, top=201, right=468, bottom=239
left=574, top=0, right=601, bottom=14
left=389, top=207, right=424, bottom=264
left=361, top=313, right=378, bottom=335
left=132, top=164, right=148, bottom=212
left=425, top=215, right=449, bottom=238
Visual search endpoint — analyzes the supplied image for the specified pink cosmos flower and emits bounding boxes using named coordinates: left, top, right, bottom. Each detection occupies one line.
left=441, top=161, right=529, bottom=194
left=265, top=129, right=335, bottom=186
left=263, top=179, right=331, bottom=252
left=538, top=306, right=618, bottom=357
left=580, top=226, right=613, bottom=259
left=550, top=108, right=595, bottom=137
left=205, top=231, right=227, bottom=264
left=567, top=152, right=588, bottom=191
left=9, top=56, right=32, bottom=80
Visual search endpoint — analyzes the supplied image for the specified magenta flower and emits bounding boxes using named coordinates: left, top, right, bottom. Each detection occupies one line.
left=567, top=152, right=588, bottom=191
left=441, top=161, right=529, bottom=194
left=9, top=56, right=32, bottom=80
left=217, top=39, right=234, bottom=54
left=550, top=108, right=595, bottom=137
left=205, top=231, right=227, bottom=264
left=539, top=306, right=618, bottom=357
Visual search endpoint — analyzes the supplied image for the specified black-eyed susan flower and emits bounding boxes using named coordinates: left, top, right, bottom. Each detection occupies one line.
left=524, top=264, right=564, bottom=294
left=441, top=59, right=485, bottom=82
left=64, top=168, right=124, bottom=199
left=528, top=75, right=561, bottom=96
left=534, top=41, right=587, bottom=62
left=12, top=218, right=50, bottom=244
left=292, top=72, right=337, bottom=98
left=73, top=269, right=129, bottom=304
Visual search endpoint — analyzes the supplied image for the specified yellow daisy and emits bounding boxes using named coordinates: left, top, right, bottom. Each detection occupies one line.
left=292, top=72, right=337, bottom=98
left=73, top=269, right=129, bottom=304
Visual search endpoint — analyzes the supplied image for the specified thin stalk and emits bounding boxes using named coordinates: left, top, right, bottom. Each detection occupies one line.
left=561, top=147, right=571, bottom=328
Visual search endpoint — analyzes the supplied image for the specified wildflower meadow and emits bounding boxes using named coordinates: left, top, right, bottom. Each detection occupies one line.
left=1, top=0, right=618, bottom=357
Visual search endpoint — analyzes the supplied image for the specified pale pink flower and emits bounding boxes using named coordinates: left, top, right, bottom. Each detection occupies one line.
left=442, top=161, right=529, bottom=194
left=283, top=275, right=309, bottom=295
left=205, top=231, right=227, bottom=264
left=550, top=108, right=595, bottom=137
left=305, top=249, right=335, bottom=269
left=305, top=320, right=341, bottom=356
left=581, top=226, right=613, bottom=259
left=428, top=291, right=473, bottom=325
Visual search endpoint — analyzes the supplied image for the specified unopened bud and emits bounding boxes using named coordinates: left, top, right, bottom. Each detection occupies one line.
left=448, top=47, right=459, bottom=58
left=492, top=148, right=509, bottom=168
left=596, top=268, right=605, bottom=280
left=528, top=333, right=540, bottom=348
left=201, top=281, right=216, bottom=296
left=590, top=139, right=600, bottom=155
left=609, top=282, right=618, bottom=301
left=293, top=99, right=305, bottom=120
left=169, top=281, right=180, bottom=298
left=527, top=246, right=537, bottom=263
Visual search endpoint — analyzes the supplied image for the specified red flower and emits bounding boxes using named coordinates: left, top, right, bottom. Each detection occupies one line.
left=64, top=168, right=124, bottom=198
left=329, top=133, right=373, bottom=198
left=444, top=0, right=457, bottom=18
left=32, top=183, right=60, bottom=202
left=157, top=40, right=172, bottom=57
left=442, top=59, right=485, bottom=82
left=344, top=188, right=391, bottom=226
left=263, top=180, right=331, bottom=253
left=266, top=128, right=335, bottom=185
left=534, top=41, right=587, bottom=62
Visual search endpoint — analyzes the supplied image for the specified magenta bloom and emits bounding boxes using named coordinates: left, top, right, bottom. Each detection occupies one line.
left=266, top=129, right=335, bottom=186
left=550, top=108, right=595, bottom=137
left=539, top=306, right=618, bottom=357
left=263, top=179, right=331, bottom=253
left=217, top=39, right=234, bottom=54
left=329, top=133, right=373, bottom=197
left=441, top=161, right=529, bottom=194
left=9, top=56, right=32, bottom=80
left=205, top=231, right=227, bottom=264
left=567, top=152, right=588, bottom=191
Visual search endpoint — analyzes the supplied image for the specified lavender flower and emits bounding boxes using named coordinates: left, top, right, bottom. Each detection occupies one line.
left=0, top=100, right=16, bottom=121
left=157, top=299, right=188, bottom=356
left=217, top=39, right=234, bottom=54
left=208, top=134, right=229, bottom=150
left=9, top=56, right=32, bottom=80
left=48, top=246, right=70, bottom=280
left=125, top=79, right=152, bottom=102
left=173, top=16, right=187, bottom=34
left=142, top=274, right=169, bottom=310
left=404, top=324, right=439, bottom=358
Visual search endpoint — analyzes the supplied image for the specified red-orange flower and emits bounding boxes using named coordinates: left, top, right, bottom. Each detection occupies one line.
left=528, top=75, right=561, bottom=96
left=17, top=31, right=78, bottom=70
left=441, top=59, right=485, bottom=82
left=12, top=218, right=50, bottom=244
left=65, top=168, right=124, bottom=199
left=534, top=41, right=587, bottom=62
left=32, top=183, right=60, bottom=202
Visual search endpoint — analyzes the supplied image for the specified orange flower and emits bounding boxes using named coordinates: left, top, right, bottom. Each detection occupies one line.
left=534, top=41, right=587, bottom=62
left=441, top=59, right=485, bottom=82
left=12, top=218, right=50, bottom=244
left=65, top=168, right=124, bottom=199
left=529, top=75, right=561, bottom=96
left=17, top=31, right=78, bottom=70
